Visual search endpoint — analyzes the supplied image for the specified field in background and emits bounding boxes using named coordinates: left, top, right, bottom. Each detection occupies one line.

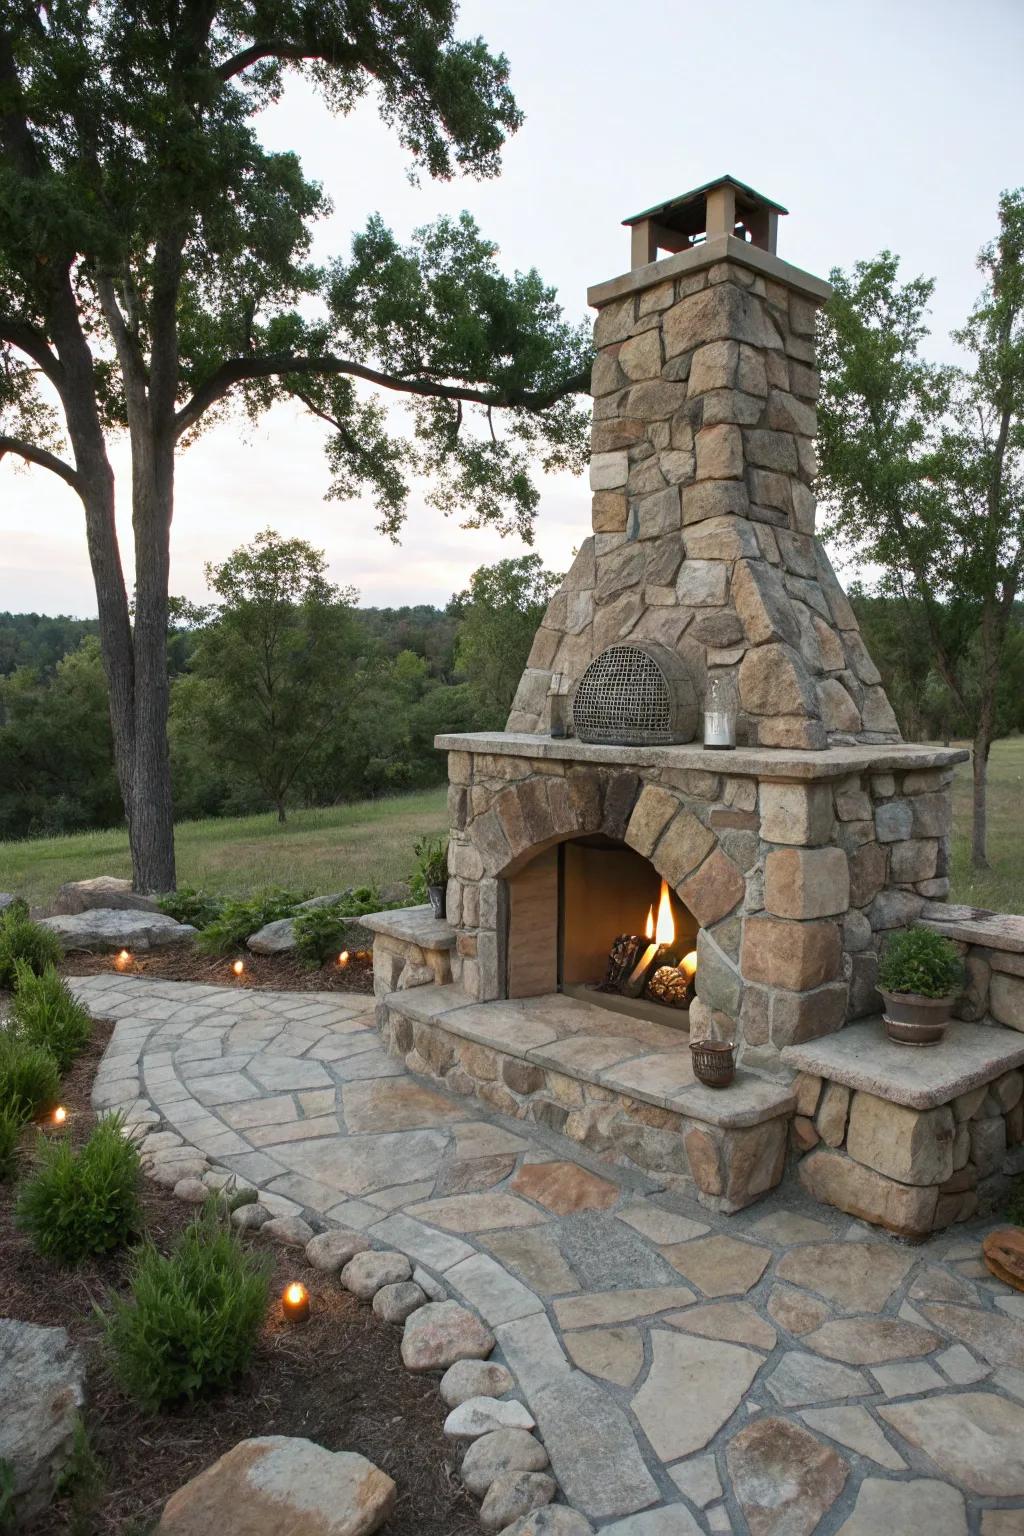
left=0, top=788, right=448, bottom=908
left=948, top=736, right=1024, bottom=915
left=0, top=741, right=1020, bottom=916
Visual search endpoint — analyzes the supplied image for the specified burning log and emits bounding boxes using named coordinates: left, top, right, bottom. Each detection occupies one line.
left=601, top=934, right=644, bottom=992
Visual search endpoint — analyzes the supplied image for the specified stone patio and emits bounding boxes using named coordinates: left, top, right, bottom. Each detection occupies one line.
left=79, top=972, right=1024, bottom=1534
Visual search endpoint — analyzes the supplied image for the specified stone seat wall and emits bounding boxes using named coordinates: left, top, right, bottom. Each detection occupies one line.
left=917, top=905, right=1024, bottom=1031
left=782, top=1018, right=1024, bottom=1240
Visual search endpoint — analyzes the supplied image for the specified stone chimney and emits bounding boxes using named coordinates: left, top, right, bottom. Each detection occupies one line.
left=508, top=175, right=900, bottom=751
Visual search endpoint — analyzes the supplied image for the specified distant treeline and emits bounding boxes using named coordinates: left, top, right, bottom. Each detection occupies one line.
left=1, top=577, right=1021, bottom=843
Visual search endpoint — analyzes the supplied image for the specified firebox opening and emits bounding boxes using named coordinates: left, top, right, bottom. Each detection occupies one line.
left=504, top=836, right=699, bottom=1029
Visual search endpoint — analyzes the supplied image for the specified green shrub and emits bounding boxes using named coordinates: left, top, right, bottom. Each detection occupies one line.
left=292, top=886, right=389, bottom=964
left=196, top=888, right=308, bottom=956
left=157, top=886, right=225, bottom=930
left=878, top=926, right=964, bottom=999
left=414, top=835, right=448, bottom=887
left=0, top=1031, right=60, bottom=1119
left=0, top=1104, right=25, bottom=1181
left=0, top=912, right=63, bottom=989
left=55, top=1419, right=106, bottom=1536
left=105, top=1204, right=271, bottom=1409
left=1, top=897, right=28, bottom=923
left=16, top=1114, right=141, bottom=1263
left=11, top=962, right=92, bottom=1070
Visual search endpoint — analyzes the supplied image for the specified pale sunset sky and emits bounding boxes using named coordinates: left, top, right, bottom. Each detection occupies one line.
left=1, top=0, right=1022, bottom=616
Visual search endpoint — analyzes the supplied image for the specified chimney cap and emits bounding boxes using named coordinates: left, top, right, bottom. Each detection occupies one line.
left=623, top=174, right=788, bottom=235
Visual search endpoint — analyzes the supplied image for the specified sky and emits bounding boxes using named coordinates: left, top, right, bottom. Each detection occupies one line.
left=2, top=0, right=1023, bottom=617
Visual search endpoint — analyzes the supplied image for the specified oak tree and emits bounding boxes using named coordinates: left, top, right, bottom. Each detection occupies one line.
left=0, top=1, right=590, bottom=889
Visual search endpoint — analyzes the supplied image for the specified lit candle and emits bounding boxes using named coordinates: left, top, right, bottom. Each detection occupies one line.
left=114, top=949, right=132, bottom=971
left=52, top=1105, right=68, bottom=1127
left=338, top=950, right=350, bottom=969
left=681, top=951, right=698, bottom=979
left=232, top=959, right=245, bottom=977
left=282, top=1281, right=310, bottom=1323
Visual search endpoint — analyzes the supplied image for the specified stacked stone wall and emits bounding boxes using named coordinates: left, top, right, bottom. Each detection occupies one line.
left=509, top=258, right=901, bottom=749
left=444, top=747, right=954, bottom=1071
left=792, top=1068, right=1024, bottom=1240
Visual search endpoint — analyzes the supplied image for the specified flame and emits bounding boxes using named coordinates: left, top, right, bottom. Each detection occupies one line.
left=285, top=1282, right=306, bottom=1306
left=644, top=905, right=654, bottom=940
left=681, top=950, right=698, bottom=979
left=654, top=879, right=675, bottom=946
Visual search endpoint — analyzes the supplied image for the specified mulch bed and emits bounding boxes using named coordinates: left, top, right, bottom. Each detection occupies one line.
left=61, top=945, right=375, bottom=995
left=2, top=1015, right=478, bottom=1536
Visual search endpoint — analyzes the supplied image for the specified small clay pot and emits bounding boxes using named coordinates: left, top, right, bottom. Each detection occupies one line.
left=690, top=1038, right=735, bottom=1089
left=880, top=988, right=955, bottom=1046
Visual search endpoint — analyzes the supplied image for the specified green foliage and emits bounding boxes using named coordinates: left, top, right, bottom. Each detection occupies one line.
left=0, top=1032, right=60, bottom=1120
left=0, top=910, right=64, bottom=988
left=157, top=886, right=225, bottom=930
left=196, top=888, right=308, bottom=956
left=0, top=1105, right=24, bottom=1182
left=16, top=1115, right=141, bottom=1264
left=11, top=963, right=92, bottom=1071
left=0, top=640, right=123, bottom=840
left=105, top=1205, right=271, bottom=1410
left=451, top=555, right=562, bottom=725
left=292, top=887, right=387, bottom=965
left=55, top=1419, right=106, bottom=1536
left=414, top=836, right=449, bottom=888
left=878, top=928, right=965, bottom=999
left=818, top=190, right=1024, bottom=867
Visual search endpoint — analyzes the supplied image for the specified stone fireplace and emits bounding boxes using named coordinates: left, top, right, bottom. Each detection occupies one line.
left=436, top=175, right=959, bottom=1071
left=367, top=177, right=1024, bottom=1229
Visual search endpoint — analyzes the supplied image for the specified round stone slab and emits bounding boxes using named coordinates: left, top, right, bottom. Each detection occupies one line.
left=401, top=1301, right=495, bottom=1373
left=440, top=1359, right=514, bottom=1407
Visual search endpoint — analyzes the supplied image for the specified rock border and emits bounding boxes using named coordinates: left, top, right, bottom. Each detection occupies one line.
left=118, top=1096, right=589, bottom=1536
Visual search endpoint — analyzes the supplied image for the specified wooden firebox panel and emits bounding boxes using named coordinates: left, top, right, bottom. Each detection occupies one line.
left=506, top=846, right=559, bottom=998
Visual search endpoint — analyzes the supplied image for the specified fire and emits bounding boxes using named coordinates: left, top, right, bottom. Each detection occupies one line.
left=644, top=905, right=654, bottom=940
left=654, top=879, right=675, bottom=946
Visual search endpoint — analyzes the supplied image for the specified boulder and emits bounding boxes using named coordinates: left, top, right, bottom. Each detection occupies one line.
left=262, top=1216, right=315, bottom=1248
left=480, top=1471, right=557, bottom=1532
left=461, top=1429, right=550, bottom=1498
left=401, top=1301, right=495, bottom=1372
left=39, top=908, right=196, bottom=953
left=247, top=894, right=374, bottom=955
left=440, top=1358, right=514, bottom=1407
left=305, top=1230, right=372, bottom=1273
left=372, top=1282, right=426, bottom=1325
left=0, top=1319, right=86, bottom=1522
left=342, top=1251, right=412, bottom=1299
left=156, top=1436, right=395, bottom=1536
left=444, top=1396, right=536, bottom=1440
left=53, top=875, right=161, bottom=915
left=0, top=893, right=18, bottom=915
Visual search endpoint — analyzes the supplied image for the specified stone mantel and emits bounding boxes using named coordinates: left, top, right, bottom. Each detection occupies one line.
left=435, top=731, right=968, bottom=785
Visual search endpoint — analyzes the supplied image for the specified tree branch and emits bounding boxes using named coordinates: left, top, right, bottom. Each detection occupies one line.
left=215, top=40, right=358, bottom=81
left=0, top=317, right=64, bottom=386
left=0, top=435, right=82, bottom=491
left=175, top=353, right=587, bottom=440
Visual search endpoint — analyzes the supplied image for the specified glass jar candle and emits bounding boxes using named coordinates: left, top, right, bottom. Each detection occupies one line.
left=703, top=676, right=736, bottom=750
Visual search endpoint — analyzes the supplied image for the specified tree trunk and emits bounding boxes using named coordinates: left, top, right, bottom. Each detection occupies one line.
left=971, top=712, right=993, bottom=872
left=128, top=434, right=177, bottom=893
left=277, top=801, right=287, bottom=824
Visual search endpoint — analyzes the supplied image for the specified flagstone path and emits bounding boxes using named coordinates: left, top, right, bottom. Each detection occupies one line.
left=77, top=973, right=1024, bottom=1535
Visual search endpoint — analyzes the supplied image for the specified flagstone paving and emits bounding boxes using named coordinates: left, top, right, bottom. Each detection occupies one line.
left=77, top=973, right=1024, bottom=1534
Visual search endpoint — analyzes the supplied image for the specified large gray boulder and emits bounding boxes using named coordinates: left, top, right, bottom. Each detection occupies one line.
left=39, top=908, right=197, bottom=952
left=0, top=893, right=18, bottom=916
left=0, top=1319, right=86, bottom=1521
left=52, top=875, right=161, bottom=915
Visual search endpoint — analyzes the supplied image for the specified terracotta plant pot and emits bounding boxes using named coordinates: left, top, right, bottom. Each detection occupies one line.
left=690, top=1038, right=735, bottom=1088
left=879, top=988, right=955, bottom=1046
left=427, top=884, right=446, bottom=920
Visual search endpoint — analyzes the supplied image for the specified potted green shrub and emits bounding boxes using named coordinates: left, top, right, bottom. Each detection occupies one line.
left=878, top=927, right=964, bottom=1045
left=415, top=837, right=449, bottom=920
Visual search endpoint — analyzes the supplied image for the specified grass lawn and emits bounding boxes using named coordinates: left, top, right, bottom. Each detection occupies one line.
left=0, top=787, right=448, bottom=908
left=949, top=735, right=1024, bottom=915
left=1, top=742, right=1021, bottom=916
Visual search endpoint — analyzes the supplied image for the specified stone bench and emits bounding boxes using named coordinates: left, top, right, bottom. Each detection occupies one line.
left=781, top=1018, right=1024, bottom=1240
left=361, top=906, right=455, bottom=996
left=376, top=982, right=794, bottom=1214
left=917, top=902, right=1024, bottom=1029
